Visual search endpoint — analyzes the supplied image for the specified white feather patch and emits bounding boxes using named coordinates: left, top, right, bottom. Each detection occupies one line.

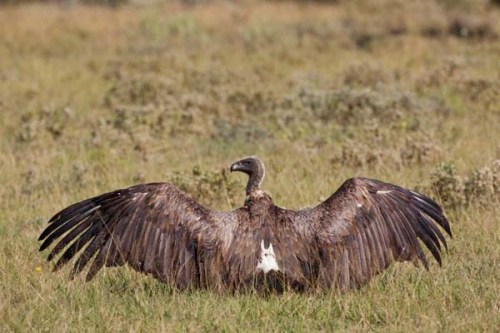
left=253, top=190, right=267, bottom=198
left=409, top=190, right=426, bottom=203
left=86, top=205, right=101, bottom=213
left=376, top=190, right=392, bottom=194
left=256, top=240, right=279, bottom=273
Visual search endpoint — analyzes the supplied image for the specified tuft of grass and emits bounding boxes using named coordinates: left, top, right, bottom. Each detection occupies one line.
left=0, top=1, right=499, bottom=332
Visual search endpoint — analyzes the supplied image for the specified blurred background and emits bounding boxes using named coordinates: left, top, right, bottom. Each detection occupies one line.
left=0, top=0, right=499, bottom=331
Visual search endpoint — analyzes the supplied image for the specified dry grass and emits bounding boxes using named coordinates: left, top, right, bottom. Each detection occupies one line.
left=0, top=1, right=499, bottom=332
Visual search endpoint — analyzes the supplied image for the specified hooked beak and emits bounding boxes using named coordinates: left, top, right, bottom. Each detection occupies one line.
left=229, top=162, right=240, bottom=172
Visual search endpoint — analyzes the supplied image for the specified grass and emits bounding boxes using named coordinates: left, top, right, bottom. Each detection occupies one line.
left=0, top=0, right=499, bottom=332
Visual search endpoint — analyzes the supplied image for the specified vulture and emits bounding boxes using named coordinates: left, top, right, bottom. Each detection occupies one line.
left=39, top=156, right=452, bottom=293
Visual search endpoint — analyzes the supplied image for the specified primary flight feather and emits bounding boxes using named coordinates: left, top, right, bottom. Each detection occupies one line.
left=39, top=156, right=451, bottom=292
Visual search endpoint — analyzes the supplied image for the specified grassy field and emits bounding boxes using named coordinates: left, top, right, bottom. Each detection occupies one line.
left=0, top=0, right=499, bottom=331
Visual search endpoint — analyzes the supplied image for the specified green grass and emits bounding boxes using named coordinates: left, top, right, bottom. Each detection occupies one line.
left=0, top=1, right=499, bottom=332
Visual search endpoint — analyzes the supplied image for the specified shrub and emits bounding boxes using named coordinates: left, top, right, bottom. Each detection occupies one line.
left=428, top=160, right=500, bottom=209
left=169, top=165, right=241, bottom=208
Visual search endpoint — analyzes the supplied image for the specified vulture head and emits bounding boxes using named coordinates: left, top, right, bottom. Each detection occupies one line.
left=230, top=156, right=265, bottom=195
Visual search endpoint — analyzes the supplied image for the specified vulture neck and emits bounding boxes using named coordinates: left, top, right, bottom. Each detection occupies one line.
left=245, top=189, right=273, bottom=215
left=246, top=163, right=265, bottom=196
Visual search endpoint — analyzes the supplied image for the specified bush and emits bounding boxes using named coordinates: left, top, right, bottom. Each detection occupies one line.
left=428, top=160, right=500, bottom=209
left=169, top=165, right=241, bottom=208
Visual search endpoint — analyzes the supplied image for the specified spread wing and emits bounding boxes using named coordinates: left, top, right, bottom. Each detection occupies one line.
left=38, top=183, right=241, bottom=289
left=279, top=177, right=452, bottom=291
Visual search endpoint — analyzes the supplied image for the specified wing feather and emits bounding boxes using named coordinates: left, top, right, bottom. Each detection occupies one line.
left=419, top=212, right=448, bottom=250
left=282, top=177, right=451, bottom=290
left=145, top=228, right=161, bottom=274
left=51, top=222, right=100, bottom=270
left=46, top=218, right=94, bottom=261
left=370, top=212, right=390, bottom=268
left=411, top=217, right=442, bottom=265
left=359, top=227, right=371, bottom=277
left=40, top=209, right=95, bottom=251
left=85, top=241, right=110, bottom=282
left=69, top=228, right=108, bottom=279
left=39, top=183, right=237, bottom=289
left=157, top=232, right=167, bottom=280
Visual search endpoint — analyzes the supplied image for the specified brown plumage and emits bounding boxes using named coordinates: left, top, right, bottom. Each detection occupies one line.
left=39, top=156, right=452, bottom=292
